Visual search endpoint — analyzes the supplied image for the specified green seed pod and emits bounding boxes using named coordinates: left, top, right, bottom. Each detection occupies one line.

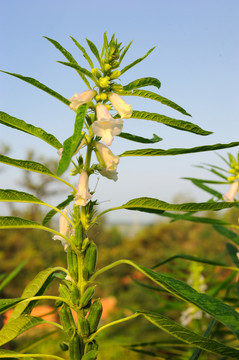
left=84, top=242, right=98, bottom=278
left=82, top=350, right=98, bottom=360
left=78, top=315, right=90, bottom=337
left=83, top=267, right=90, bottom=281
left=75, top=222, right=84, bottom=248
left=59, top=304, right=76, bottom=336
left=80, top=286, right=96, bottom=308
left=69, top=333, right=83, bottom=360
left=87, top=299, right=103, bottom=334
left=71, top=283, right=80, bottom=306
left=67, top=247, right=78, bottom=282
left=59, top=283, right=71, bottom=303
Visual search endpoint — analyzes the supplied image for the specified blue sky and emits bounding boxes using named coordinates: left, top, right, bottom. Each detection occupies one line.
left=0, top=0, right=238, bottom=223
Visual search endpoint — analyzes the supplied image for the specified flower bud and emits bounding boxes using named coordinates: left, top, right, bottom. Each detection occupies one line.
left=91, top=68, right=102, bottom=78
left=69, top=90, right=96, bottom=111
left=108, top=93, right=132, bottom=118
left=110, top=70, right=121, bottom=80
left=75, top=170, right=92, bottom=206
left=223, top=181, right=239, bottom=202
left=99, top=76, right=110, bottom=88
left=104, top=64, right=111, bottom=72
left=111, top=84, right=123, bottom=93
left=100, top=93, right=108, bottom=101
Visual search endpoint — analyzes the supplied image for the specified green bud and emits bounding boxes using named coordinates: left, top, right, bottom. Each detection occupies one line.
left=84, top=241, right=98, bottom=278
left=87, top=299, right=103, bottom=334
left=78, top=315, right=90, bottom=337
left=111, top=83, right=123, bottom=92
left=100, top=93, right=108, bottom=101
left=104, top=63, right=111, bottom=72
left=99, top=76, right=110, bottom=88
left=67, top=247, right=78, bottom=282
left=110, top=70, right=121, bottom=80
left=91, top=68, right=101, bottom=78
left=95, top=94, right=101, bottom=102
left=80, top=286, right=96, bottom=308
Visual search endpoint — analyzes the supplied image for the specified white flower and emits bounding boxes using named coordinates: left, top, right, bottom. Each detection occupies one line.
left=108, top=93, right=132, bottom=118
left=92, top=104, right=123, bottom=146
left=223, top=181, right=239, bottom=202
left=57, top=148, right=63, bottom=159
left=95, top=142, right=120, bottom=171
left=69, top=90, right=96, bottom=111
left=52, top=209, right=70, bottom=252
left=180, top=307, right=203, bottom=326
left=75, top=170, right=92, bottom=206
left=99, top=168, right=118, bottom=182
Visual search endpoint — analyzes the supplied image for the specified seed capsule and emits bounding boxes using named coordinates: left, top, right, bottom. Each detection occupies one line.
left=87, top=299, right=103, bottom=334
left=84, top=242, right=98, bottom=278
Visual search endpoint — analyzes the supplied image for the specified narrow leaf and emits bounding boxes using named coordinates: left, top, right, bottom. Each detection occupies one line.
left=86, top=38, right=101, bottom=64
left=120, top=141, right=239, bottom=157
left=10, top=267, right=64, bottom=320
left=189, top=179, right=223, bottom=199
left=0, top=189, right=45, bottom=205
left=128, top=110, right=211, bottom=135
left=42, top=194, right=75, bottom=226
left=0, top=349, right=65, bottom=360
left=0, top=298, right=24, bottom=315
left=0, top=259, right=28, bottom=292
left=57, top=104, right=87, bottom=176
left=70, top=36, right=94, bottom=68
left=213, top=226, right=239, bottom=246
left=123, top=77, right=161, bottom=91
left=189, top=319, right=217, bottom=360
left=121, top=90, right=191, bottom=116
left=57, top=61, right=96, bottom=83
left=0, top=71, right=70, bottom=105
left=141, top=311, right=239, bottom=359
left=120, top=47, right=155, bottom=75
left=0, top=154, right=54, bottom=177
left=226, top=243, right=239, bottom=268
left=0, top=315, right=46, bottom=345
left=0, top=112, right=62, bottom=149
left=161, top=211, right=231, bottom=226
left=119, top=40, right=133, bottom=64
left=118, top=132, right=162, bottom=144
left=0, top=216, right=54, bottom=232
left=121, top=197, right=239, bottom=213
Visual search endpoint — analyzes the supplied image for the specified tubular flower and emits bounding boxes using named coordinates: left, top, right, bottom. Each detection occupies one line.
left=223, top=181, right=239, bottom=202
left=95, top=142, right=120, bottom=171
left=52, top=209, right=71, bottom=251
left=92, top=104, right=123, bottom=146
left=108, top=93, right=132, bottom=118
left=75, top=170, right=92, bottom=206
left=69, top=90, right=96, bottom=111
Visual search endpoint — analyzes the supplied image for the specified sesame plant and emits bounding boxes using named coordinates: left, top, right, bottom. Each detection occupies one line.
left=0, top=33, right=239, bottom=360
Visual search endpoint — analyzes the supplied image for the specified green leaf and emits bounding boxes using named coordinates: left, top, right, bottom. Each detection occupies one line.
left=183, top=177, right=228, bottom=185
left=100, top=32, right=108, bottom=58
left=86, top=38, right=101, bottom=64
left=70, top=36, right=94, bottom=68
left=117, top=132, right=162, bottom=144
left=151, top=254, right=230, bottom=270
left=57, top=104, right=87, bottom=176
left=140, top=311, right=239, bottom=359
left=121, top=90, right=191, bottom=116
left=57, top=61, right=96, bottom=84
left=0, top=349, right=65, bottom=359
left=0, top=259, right=28, bottom=292
left=226, top=243, right=239, bottom=268
left=0, top=71, right=70, bottom=105
left=131, top=264, right=239, bottom=338
left=0, top=154, right=55, bottom=177
left=119, top=40, right=133, bottom=65
left=128, top=110, right=211, bottom=135
left=0, top=111, right=62, bottom=149
left=0, top=216, right=54, bottom=232
left=123, top=77, right=161, bottom=90
left=213, top=226, right=239, bottom=246
left=10, top=267, right=64, bottom=320
left=44, top=36, right=91, bottom=88
left=120, top=197, right=239, bottom=213
left=120, top=47, right=155, bottom=75
left=0, top=298, right=24, bottom=315
left=161, top=211, right=231, bottom=226
left=0, top=189, right=45, bottom=205
left=120, top=141, right=239, bottom=157
left=187, top=179, right=223, bottom=199
left=0, top=315, right=46, bottom=345
left=189, top=319, right=217, bottom=360
left=42, top=194, right=75, bottom=226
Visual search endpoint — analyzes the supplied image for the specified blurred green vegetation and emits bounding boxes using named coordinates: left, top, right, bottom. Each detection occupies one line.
left=0, top=148, right=238, bottom=359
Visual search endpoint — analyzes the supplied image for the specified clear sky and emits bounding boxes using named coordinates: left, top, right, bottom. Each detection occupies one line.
left=0, top=0, right=238, bottom=223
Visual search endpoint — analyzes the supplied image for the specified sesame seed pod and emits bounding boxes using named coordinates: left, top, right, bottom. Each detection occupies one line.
left=67, top=247, right=78, bottom=282
left=87, top=299, right=103, bottom=334
left=84, top=242, right=98, bottom=278
left=59, top=304, right=76, bottom=337
left=78, top=315, right=90, bottom=337
left=80, top=286, right=96, bottom=308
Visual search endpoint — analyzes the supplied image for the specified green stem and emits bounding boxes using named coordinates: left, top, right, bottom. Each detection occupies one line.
left=88, top=313, right=140, bottom=341
left=52, top=174, right=77, bottom=193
